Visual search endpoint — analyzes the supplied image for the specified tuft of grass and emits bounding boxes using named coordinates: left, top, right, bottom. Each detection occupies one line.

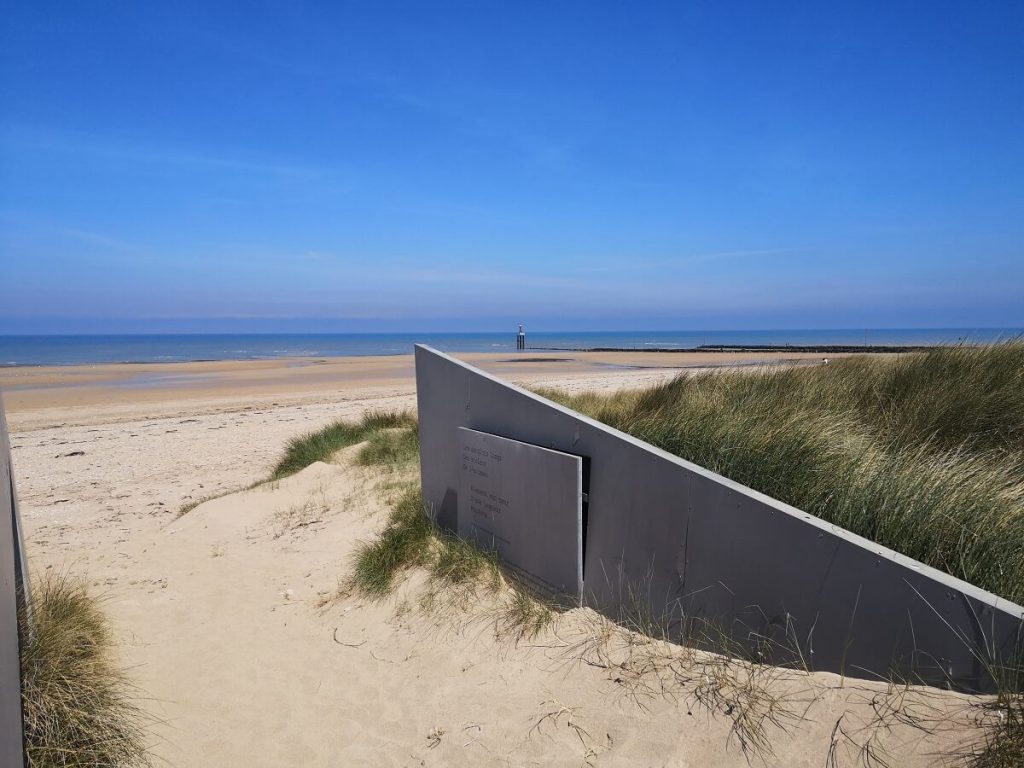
left=969, top=698, right=1024, bottom=768
left=20, top=573, right=150, bottom=768
left=176, top=412, right=417, bottom=520
left=355, top=424, right=419, bottom=469
left=174, top=493, right=219, bottom=519
left=498, top=584, right=555, bottom=640
left=271, top=496, right=327, bottom=538
left=541, top=341, right=1024, bottom=603
left=351, top=487, right=434, bottom=596
left=174, top=479, right=270, bottom=519
left=963, top=661, right=1024, bottom=768
left=428, top=530, right=501, bottom=590
left=270, top=410, right=416, bottom=480
left=349, top=486, right=555, bottom=639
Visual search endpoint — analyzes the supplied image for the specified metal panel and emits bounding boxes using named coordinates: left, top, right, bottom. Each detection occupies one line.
left=458, top=428, right=582, bottom=600
left=0, top=394, right=27, bottom=764
left=415, top=344, right=1024, bottom=692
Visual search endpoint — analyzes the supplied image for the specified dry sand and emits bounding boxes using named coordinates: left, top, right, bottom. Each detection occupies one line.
left=4, top=351, right=987, bottom=766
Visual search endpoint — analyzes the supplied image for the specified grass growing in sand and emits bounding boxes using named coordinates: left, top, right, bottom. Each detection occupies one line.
left=539, top=341, right=1024, bottom=604
left=354, top=424, right=420, bottom=469
left=174, top=493, right=219, bottom=518
left=350, top=488, right=435, bottom=595
left=175, top=410, right=419, bottom=518
left=350, top=486, right=554, bottom=639
left=349, top=491, right=822, bottom=758
left=969, top=688, right=1024, bottom=768
left=20, top=574, right=149, bottom=768
left=271, top=410, right=417, bottom=480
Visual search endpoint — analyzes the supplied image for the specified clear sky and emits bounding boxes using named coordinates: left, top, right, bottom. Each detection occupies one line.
left=1, top=2, right=1022, bottom=333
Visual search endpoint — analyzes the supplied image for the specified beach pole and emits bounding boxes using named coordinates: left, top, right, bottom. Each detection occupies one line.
left=517, top=324, right=525, bottom=351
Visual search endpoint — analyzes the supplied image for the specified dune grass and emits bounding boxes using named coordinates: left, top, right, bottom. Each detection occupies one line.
left=174, top=493, right=221, bottom=519
left=350, top=486, right=554, bottom=637
left=350, top=487, right=435, bottom=596
left=20, top=574, right=149, bottom=768
left=354, top=424, right=420, bottom=469
left=270, top=410, right=417, bottom=480
left=539, top=341, right=1024, bottom=605
left=969, top=688, right=1024, bottom=768
left=175, top=411, right=419, bottom=519
left=351, top=486, right=500, bottom=599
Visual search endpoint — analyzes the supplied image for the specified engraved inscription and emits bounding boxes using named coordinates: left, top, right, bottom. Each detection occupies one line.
left=457, top=427, right=584, bottom=600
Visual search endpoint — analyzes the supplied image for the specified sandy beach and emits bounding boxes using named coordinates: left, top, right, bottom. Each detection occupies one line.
left=4, top=350, right=984, bottom=766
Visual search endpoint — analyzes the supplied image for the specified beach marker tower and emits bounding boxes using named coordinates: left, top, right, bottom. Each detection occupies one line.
left=516, top=324, right=526, bottom=351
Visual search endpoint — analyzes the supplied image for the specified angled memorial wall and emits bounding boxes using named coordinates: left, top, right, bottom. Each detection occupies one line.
left=415, top=345, right=1024, bottom=693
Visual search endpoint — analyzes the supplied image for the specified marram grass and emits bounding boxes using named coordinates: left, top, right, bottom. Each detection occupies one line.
left=20, top=574, right=149, bottom=768
left=271, top=410, right=417, bottom=479
left=350, top=487, right=553, bottom=638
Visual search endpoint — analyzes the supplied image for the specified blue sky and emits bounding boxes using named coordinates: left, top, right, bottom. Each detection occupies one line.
left=1, top=1, right=1022, bottom=333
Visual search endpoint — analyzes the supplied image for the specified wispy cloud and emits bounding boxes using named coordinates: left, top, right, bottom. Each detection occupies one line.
left=58, top=228, right=139, bottom=251
left=572, top=248, right=809, bottom=273
left=387, top=266, right=581, bottom=290
left=0, top=126, right=324, bottom=178
left=1, top=212, right=121, bottom=246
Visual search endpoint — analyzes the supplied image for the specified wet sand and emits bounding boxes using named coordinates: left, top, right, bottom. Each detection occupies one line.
left=0, top=349, right=840, bottom=428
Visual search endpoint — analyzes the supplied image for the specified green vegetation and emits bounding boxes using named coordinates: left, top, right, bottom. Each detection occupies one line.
left=354, top=423, right=420, bottom=469
left=175, top=411, right=419, bottom=519
left=20, top=574, right=149, bottom=768
left=350, top=486, right=553, bottom=637
left=540, top=341, right=1024, bottom=605
left=271, top=410, right=417, bottom=480
left=351, top=487, right=435, bottom=596
left=268, top=408, right=551, bottom=633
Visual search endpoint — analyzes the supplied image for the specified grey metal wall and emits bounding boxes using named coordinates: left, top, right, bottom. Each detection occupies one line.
left=1, top=395, right=28, bottom=764
left=416, top=345, right=1024, bottom=693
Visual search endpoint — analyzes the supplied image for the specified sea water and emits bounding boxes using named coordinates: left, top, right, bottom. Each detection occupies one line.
left=0, top=329, right=1019, bottom=366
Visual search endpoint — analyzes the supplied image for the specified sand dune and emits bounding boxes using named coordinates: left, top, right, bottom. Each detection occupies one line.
left=67, top=452, right=982, bottom=766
